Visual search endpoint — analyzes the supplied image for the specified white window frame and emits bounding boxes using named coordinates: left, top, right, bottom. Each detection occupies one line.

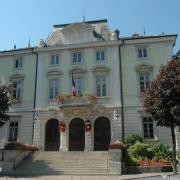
left=95, top=75, right=107, bottom=97
left=139, top=72, right=150, bottom=93
left=142, top=117, right=154, bottom=139
left=74, top=77, right=84, bottom=95
left=72, top=51, right=82, bottom=65
left=14, top=58, right=23, bottom=69
left=9, top=121, right=18, bottom=142
left=50, top=54, right=60, bottom=66
left=11, top=80, right=23, bottom=101
left=135, top=63, right=153, bottom=95
left=49, top=78, right=59, bottom=100
left=136, top=46, right=149, bottom=60
left=96, top=50, right=106, bottom=62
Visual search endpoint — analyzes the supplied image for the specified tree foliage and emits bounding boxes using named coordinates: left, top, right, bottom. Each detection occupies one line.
left=0, top=84, right=10, bottom=127
left=143, top=60, right=180, bottom=173
left=144, top=60, right=180, bottom=127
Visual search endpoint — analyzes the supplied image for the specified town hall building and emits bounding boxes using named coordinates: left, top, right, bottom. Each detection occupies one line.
left=0, top=19, right=178, bottom=151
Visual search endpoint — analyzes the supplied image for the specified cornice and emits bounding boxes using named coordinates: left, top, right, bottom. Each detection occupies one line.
left=34, top=40, right=122, bottom=53
left=0, top=48, right=35, bottom=57
left=122, top=35, right=177, bottom=45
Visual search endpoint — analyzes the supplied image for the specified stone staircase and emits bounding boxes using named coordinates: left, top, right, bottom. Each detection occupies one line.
left=6, top=151, right=109, bottom=175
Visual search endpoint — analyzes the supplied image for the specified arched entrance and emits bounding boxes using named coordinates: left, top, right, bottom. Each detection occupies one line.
left=45, top=119, right=60, bottom=151
left=94, top=117, right=111, bottom=151
left=69, top=118, right=85, bottom=151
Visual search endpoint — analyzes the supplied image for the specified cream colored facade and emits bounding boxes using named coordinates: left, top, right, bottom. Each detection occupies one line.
left=0, top=19, right=178, bottom=151
left=0, top=49, right=36, bottom=147
left=121, top=36, right=176, bottom=146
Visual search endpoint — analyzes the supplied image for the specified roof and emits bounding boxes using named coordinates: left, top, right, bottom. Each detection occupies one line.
left=0, top=47, right=36, bottom=53
left=121, top=34, right=177, bottom=41
left=53, top=19, right=108, bottom=28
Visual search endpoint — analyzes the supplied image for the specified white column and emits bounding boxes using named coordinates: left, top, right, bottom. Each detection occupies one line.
left=60, top=131, right=68, bottom=151
left=85, top=131, right=92, bottom=151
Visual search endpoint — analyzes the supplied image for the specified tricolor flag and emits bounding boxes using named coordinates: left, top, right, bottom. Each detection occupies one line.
left=72, top=72, right=76, bottom=96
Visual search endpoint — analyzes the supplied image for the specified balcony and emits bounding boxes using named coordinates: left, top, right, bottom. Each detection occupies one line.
left=57, top=94, right=96, bottom=107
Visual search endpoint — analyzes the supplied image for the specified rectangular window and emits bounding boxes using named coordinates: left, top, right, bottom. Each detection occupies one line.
left=143, top=117, right=154, bottom=138
left=12, top=81, right=22, bottom=100
left=49, top=79, right=59, bottom=99
left=139, top=73, right=150, bottom=93
left=72, top=52, right=82, bottom=64
left=96, top=50, right=105, bottom=62
left=51, top=55, right=60, bottom=65
left=96, top=75, right=107, bottom=97
left=138, top=48, right=148, bottom=58
left=74, top=78, right=83, bottom=95
left=14, top=58, right=23, bottom=69
left=9, top=121, right=18, bottom=142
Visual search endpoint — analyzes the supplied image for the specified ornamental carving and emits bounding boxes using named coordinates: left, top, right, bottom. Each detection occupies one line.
left=85, top=120, right=92, bottom=132
left=135, top=63, right=153, bottom=72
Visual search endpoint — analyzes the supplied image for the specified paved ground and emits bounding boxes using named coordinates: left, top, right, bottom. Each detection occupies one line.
left=0, top=173, right=173, bottom=180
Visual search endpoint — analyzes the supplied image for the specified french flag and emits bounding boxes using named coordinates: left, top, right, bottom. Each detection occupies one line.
left=72, top=72, right=76, bottom=96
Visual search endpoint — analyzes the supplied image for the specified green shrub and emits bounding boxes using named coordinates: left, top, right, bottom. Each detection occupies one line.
left=128, top=142, right=152, bottom=160
left=123, top=149, right=137, bottom=165
left=176, top=150, right=180, bottom=161
left=125, top=134, right=143, bottom=147
left=150, top=142, right=172, bottom=162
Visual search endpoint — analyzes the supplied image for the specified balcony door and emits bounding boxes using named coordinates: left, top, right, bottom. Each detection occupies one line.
left=69, top=118, right=85, bottom=151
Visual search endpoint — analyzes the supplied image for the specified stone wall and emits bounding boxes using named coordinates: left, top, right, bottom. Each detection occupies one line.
left=33, top=105, right=122, bottom=151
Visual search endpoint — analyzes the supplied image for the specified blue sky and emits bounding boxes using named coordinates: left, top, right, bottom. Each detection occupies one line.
left=0, top=0, right=179, bottom=53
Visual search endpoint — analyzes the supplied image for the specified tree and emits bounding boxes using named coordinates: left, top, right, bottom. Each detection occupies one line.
left=0, top=84, right=11, bottom=127
left=143, top=60, right=180, bottom=174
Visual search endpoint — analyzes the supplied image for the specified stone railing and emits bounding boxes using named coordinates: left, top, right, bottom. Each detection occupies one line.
left=57, top=95, right=96, bottom=107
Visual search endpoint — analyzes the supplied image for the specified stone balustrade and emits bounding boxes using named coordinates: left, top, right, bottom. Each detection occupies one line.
left=59, top=96, right=96, bottom=107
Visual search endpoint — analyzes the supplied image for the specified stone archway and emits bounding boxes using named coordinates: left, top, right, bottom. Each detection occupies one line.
left=94, top=117, right=111, bottom=151
left=69, top=118, right=85, bottom=151
left=45, top=119, right=60, bottom=151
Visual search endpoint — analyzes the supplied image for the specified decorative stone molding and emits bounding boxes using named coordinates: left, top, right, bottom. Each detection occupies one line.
left=46, top=69, right=63, bottom=76
left=70, top=67, right=86, bottom=74
left=47, top=23, right=99, bottom=46
left=9, top=73, right=25, bottom=80
left=92, top=65, right=111, bottom=72
left=135, top=63, right=153, bottom=72
left=61, top=23, right=93, bottom=33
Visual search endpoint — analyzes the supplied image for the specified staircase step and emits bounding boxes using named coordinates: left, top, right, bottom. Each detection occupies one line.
left=11, top=151, right=110, bottom=175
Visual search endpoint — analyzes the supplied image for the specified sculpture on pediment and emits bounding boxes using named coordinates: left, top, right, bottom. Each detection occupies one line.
left=38, top=39, right=47, bottom=47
